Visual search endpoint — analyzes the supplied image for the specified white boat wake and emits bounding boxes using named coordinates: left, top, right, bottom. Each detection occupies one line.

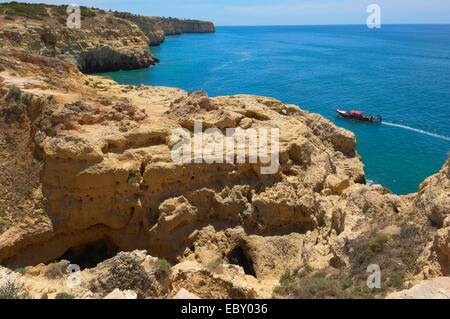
left=382, top=122, right=450, bottom=142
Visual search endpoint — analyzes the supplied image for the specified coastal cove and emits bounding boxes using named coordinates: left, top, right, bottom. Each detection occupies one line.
left=100, top=25, right=450, bottom=195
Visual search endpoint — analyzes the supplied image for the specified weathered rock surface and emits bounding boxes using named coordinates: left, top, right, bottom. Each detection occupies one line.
left=0, top=5, right=449, bottom=299
left=0, top=7, right=158, bottom=73
left=0, top=64, right=368, bottom=271
left=414, top=160, right=450, bottom=278
left=104, top=288, right=138, bottom=299
left=114, top=13, right=215, bottom=46
left=0, top=250, right=261, bottom=299
left=415, top=159, right=449, bottom=228
left=386, top=277, right=450, bottom=299
left=149, top=17, right=215, bottom=36
left=173, top=288, right=201, bottom=299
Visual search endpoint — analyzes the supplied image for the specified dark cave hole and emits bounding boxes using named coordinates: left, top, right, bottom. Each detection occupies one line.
left=140, top=161, right=146, bottom=177
left=226, top=246, right=256, bottom=277
left=57, top=238, right=119, bottom=270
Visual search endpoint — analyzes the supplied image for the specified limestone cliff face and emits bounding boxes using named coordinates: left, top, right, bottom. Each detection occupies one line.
left=0, top=6, right=449, bottom=300
left=153, top=17, right=215, bottom=35
left=114, top=13, right=215, bottom=46
left=0, top=48, right=366, bottom=270
left=415, top=160, right=450, bottom=278
left=114, top=12, right=166, bottom=46
left=415, top=159, right=449, bottom=228
left=0, top=10, right=158, bottom=73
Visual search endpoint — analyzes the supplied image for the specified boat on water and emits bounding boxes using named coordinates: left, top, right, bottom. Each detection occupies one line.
left=336, top=109, right=382, bottom=123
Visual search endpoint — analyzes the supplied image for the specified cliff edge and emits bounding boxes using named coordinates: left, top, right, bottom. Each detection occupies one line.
left=0, top=4, right=158, bottom=73
left=114, top=12, right=215, bottom=46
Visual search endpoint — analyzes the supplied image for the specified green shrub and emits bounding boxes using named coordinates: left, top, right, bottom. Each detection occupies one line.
left=401, top=248, right=417, bottom=272
left=360, top=286, right=374, bottom=298
left=6, top=85, right=21, bottom=101
left=341, top=273, right=353, bottom=290
left=55, top=292, right=75, bottom=299
left=382, top=186, right=393, bottom=194
left=100, top=99, right=112, bottom=106
left=50, top=5, right=68, bottom=17
left=173, top=97, right=184, bottom=104
left=273, top=269, right=299, bottom=296
left=127, top=173, right=138, bottom=184
left=153, top=258, right=171, bottom=278
left=14, top=268, right=26, bottom=275
left=388, top=271, right=405, bottom=289
left=206, top=258, right=223, bottom=274
left=0, top=2, right=49, bottom=20
left=80, top=6, right=96, bottom=18
left=44, top=263, right=65, bottom=279
left=279, top=270, right=297, bottom=286
left=367, top=234, right=388, bottom=254
left=298, top=264, right=312, bottom=278
left=0, top=278, right=22, bottom=299
left=295, top=273, right=341, bottom=299
left=273, top=285, right=288, bottom=295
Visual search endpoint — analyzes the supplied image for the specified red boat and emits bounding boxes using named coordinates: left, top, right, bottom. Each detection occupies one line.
left=336, top=109, right=382, bottom=123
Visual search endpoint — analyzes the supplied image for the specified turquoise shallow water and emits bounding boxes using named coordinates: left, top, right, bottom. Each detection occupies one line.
left=99, top=25, right=450, bottom=195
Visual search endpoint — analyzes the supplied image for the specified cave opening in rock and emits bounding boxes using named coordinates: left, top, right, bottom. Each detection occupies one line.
left=57, top=238, right=119, bottom=270
left=226, top=246, right=256, bottom=277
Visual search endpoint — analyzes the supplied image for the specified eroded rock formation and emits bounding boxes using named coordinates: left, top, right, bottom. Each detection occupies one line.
left=0, top=53, right=367, bottom=269
left=0, top=7, right=158, bottom=73
left=0, top=3, right=448, bottom=299
left=148, top=17, right=215, bottom=36
left=114, top=13, right=215, bottom=46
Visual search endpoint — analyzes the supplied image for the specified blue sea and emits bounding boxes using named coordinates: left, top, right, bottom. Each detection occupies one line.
left=99, top=25, right=450, bottom=195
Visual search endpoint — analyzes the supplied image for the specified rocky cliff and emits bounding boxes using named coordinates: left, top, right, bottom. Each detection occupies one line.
left=0, top=52, right=366, bottom=268
left=114, top=12, right=215, bottom=46
left=0, top=5, right=158, bottom=73
left=150, top=17, right=215, bottom=35
left=0, top=4, right=215, bottom=70
left=114, top=12, right=166, bottom=46
left=0, top=3, right=448, bottom=300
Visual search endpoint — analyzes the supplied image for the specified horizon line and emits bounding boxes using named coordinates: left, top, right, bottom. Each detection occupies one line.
left=214, top=23, right=450, bottom=27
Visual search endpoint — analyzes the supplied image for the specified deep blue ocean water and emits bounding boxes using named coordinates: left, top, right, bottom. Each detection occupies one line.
left=99, top=25, right=450, bottom=195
